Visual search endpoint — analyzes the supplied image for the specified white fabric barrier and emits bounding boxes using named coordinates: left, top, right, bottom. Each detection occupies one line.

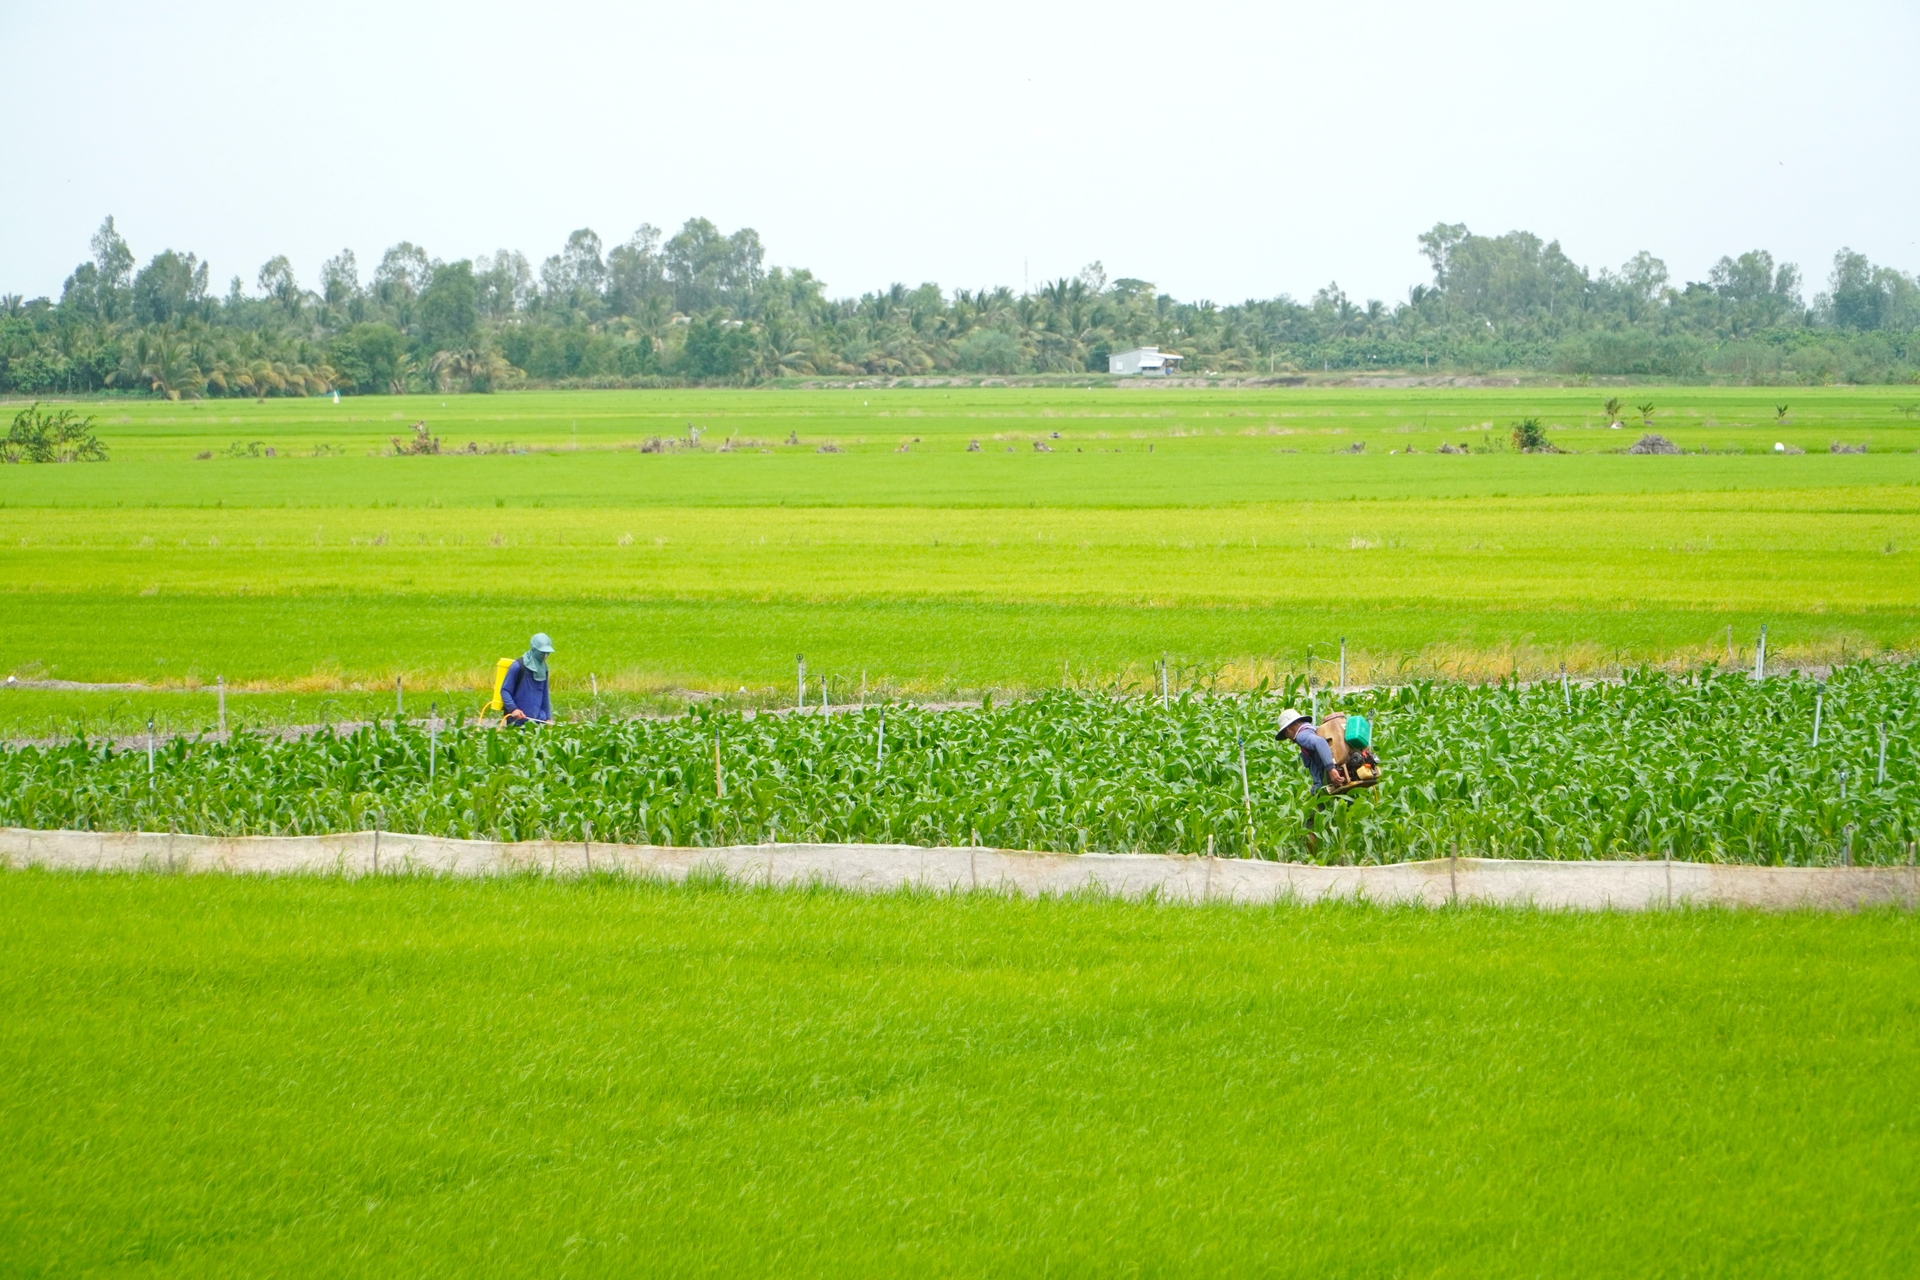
left=1, top=827, right=1914, bottom=913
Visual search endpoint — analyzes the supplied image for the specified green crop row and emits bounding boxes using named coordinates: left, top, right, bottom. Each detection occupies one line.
left=2, top=664, right=1914, bottom=865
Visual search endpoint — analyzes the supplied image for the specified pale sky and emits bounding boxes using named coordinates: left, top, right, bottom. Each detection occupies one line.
left=4, top=0, right=1916, bottom=306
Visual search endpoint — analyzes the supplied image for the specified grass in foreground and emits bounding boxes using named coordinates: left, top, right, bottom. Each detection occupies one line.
left=1, top=872, right=1915, bottom=1277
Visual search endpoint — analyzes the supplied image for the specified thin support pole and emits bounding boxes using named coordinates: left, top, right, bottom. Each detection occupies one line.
left=821, top=677, right=828, bottom=714
left=429, top=702, right=437, bottom=782
left=1237, top=737, right=1253, bottom=854
left=1339, top=637, right=1346, bottom=692
left=372, top=811, right=382, bottom=876
left=147, top=719, right=155, bottom=780
left=1160, top=654, right=1169, bottom=709
left=714, top=724, right=725, bottom=797
left=396, top=674, right=403, bottom=718
left=797, top=654, right=805, bottom=709
left=584, top=820, right=593, bottom=874
left=1812, top=693, right=1823, bottom=748
left=590, top=672, right=598, bottom=700
left=1561, top=664, right=1570, bottom=712
left=876, top=706, right=885, bottom=767
left=217, top=676, right=226, bottom=737
left=1449, top=842, right=1457, bottom=904
left=1754, top=624, right=1767, bottom=680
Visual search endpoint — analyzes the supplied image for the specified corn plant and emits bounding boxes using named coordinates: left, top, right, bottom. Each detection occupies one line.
left=2, top=663, right=1913, bottom=865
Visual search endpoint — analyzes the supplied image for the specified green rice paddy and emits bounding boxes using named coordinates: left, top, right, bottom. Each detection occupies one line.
left=2, top=871, right=1915, bottom=1276
left=1, top=386, right=1916, bottom=730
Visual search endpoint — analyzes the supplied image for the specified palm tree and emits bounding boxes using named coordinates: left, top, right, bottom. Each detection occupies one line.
left=114, top=329, right=206, bottom=399
left=449, top=348, right=512, bottom=392
left=754, top=318, right=817, bottom=378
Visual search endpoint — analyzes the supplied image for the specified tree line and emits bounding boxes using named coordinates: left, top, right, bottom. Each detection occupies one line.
left=3, top=215, right=1916, bottom=397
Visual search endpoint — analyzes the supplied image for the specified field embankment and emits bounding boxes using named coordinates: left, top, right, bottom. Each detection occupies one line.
left=10, top=829, right=1915, bottom=912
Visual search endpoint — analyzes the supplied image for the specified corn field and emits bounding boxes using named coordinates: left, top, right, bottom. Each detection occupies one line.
left=3, top=664, right=1915, bottom=865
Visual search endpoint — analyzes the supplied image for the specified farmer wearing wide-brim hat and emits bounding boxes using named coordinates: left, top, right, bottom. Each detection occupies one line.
left=501, top=633, right=556, bottom=726
left=1276, top=708, right=1336, bottom=793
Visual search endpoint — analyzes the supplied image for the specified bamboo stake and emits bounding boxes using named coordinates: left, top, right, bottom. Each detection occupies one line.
left=217, top=676, right=226, bottom=736
left=796, top=654, right=805, bottom=709
left=1754, top=624, right=1767, bottom=680
left=1237, top=737, right=1253, bottom=854
left=1812, top=692, right=1823, bottom=748
left=396, top=674, right=403, bottom=718
left=876, top=706, right=885, bottom=767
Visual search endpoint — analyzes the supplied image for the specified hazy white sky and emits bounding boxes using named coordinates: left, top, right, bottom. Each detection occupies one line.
left=4, top=0, right=1916, bottom=305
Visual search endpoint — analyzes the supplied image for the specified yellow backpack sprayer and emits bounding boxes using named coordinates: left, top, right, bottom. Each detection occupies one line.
left=480, top=657, right=515, bottom=723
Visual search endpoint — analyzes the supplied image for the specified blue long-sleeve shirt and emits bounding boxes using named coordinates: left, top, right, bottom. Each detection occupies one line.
left=1293, top=725, right=1335, bottom=790
left=499, top=659, right=551, bottom=724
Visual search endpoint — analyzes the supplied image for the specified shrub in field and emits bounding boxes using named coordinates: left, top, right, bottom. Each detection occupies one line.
left=2, top=403, right=108, bottom=463
left=391, top=422, right=440, bottom=455
left=1511, top=418, right=1553, bottom=452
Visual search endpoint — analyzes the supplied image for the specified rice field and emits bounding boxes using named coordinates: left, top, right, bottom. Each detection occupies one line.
left=1, top=386, right=1916, bottom=722
left=2, top=871, right=1916, bottom=1277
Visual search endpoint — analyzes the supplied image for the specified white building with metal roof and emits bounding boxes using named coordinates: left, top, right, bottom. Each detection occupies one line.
left=1108, top=346, right=1184, bottom=377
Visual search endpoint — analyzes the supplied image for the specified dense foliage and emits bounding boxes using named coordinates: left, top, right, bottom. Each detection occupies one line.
left=5, top=665, right=1913, bottom=865
left=5, top=217, right=1919, bottom=397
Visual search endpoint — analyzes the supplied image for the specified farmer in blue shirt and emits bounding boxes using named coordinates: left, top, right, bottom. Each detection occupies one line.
left=1276, top=708, right=1336, bottom=792
left=1277, top=706, right=1340, bottom=857
left=500, top=633, right=556, bottom=726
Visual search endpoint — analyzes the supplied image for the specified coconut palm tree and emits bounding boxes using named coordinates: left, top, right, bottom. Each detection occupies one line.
left=114, top=329, right=205, bottom=399
left=448, top=348, right=513, bottom=392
